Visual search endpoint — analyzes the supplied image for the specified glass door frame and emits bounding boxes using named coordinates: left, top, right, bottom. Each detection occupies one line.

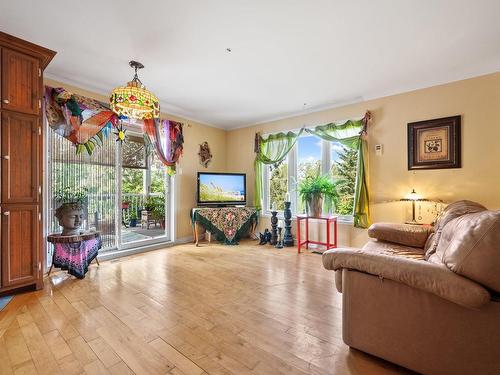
left=115, top=133, right=173, bottom=251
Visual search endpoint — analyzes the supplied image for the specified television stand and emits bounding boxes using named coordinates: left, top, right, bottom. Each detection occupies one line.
left=191, top=206, right=258, bottom=245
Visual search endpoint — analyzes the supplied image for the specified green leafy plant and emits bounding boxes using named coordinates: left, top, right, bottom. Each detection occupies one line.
left=54, top=186, right=89, bottom=204
left=129, top=210, right=138, bottom=220
left=297, top=174, right=339, bottom=213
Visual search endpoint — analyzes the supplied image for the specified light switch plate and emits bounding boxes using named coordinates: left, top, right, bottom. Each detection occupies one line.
left=375, top=144, right=383, bottom=155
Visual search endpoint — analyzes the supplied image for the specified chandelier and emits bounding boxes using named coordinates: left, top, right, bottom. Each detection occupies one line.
left=110, top=61, right=160, bottom=120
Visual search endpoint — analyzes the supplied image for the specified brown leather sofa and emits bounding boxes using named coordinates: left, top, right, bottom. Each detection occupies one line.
left=322, top=201, right=500, bottom=375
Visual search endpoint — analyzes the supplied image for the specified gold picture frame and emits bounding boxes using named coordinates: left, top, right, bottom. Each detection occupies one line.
left=408, top=116, right=461, bottom=170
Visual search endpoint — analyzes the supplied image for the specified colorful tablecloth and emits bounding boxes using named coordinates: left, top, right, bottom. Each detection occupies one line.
left=191, top=207, right=258, bottom=245
left=48, top=233, right=101, bottom=279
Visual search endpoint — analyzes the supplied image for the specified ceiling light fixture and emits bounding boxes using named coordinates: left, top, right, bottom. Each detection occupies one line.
left=110, top=61, right=160, bottom=120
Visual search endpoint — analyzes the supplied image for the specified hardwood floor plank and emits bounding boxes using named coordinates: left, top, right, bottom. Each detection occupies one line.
left=87, top=336, right=121, bottom=368
left=108, top=361, right=135, bottom=375
left=150, top=337, right=205, bottom=375
left=67, top=336, right=98, bottom=367
left=19, top=322, right=61, bottom=375
left=97, top=325, right=174, bottom=375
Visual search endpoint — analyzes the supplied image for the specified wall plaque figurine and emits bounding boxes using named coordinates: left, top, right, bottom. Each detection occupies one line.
left=198, top=141, right=212, bottom=168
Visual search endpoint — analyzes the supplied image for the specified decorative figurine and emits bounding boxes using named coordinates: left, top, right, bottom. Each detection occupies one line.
left=283, top=201, right=294, bottom=247
left=259, top=229, right=272, bottom=245
left=275, top=220, right=284, bottom=249
left=55, top=202, right=85, bottom=236
left=270, top=211, right=278, bottom=245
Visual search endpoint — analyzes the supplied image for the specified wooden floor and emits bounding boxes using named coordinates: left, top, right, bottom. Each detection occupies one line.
left=0, top=240, right=412, bottom=375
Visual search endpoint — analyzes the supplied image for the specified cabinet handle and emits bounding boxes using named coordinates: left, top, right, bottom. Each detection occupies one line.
left=2, top=155, right=9, bottom=160
left=2, top=99, right=9, bottom=104
left=3, top=211, right=10, bottom=216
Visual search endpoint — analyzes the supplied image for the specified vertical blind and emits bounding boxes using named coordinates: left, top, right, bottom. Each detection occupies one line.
left=47, top=128, right=117, bottom=249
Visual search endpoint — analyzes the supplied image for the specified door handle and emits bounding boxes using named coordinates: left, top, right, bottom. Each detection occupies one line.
left=2, top=155, right=9, bottom=160
left=2, top=99, right=9, bottom=104
left=3, top=211, right=10, bottom=216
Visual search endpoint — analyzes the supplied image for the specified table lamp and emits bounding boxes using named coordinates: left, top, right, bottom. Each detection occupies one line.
left=400, top=189, right=428, bottom=225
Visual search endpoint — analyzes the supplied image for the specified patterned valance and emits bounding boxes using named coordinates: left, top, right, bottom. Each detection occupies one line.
left=45, top=86, right=118, bottom=155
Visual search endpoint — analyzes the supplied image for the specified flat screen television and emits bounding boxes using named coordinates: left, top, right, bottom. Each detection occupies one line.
left=197, top=172, right=246, bottom=207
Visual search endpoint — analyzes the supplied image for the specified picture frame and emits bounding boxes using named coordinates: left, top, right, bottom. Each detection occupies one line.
left=407, top=115, right=461, bottom=170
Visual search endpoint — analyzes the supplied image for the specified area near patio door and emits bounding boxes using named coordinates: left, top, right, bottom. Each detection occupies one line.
left=46, top=122, right=171, bottom=262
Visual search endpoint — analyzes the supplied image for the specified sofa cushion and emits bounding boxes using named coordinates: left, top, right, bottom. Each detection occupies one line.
left=322, top=248, right=490, bottom=308
left=368, top=222, right=431, bottom=248
left=363, top=240, right=425, bottom=260
left=425, top=200, right=486, bottom=259
left=431, top=210, right=500, bottom=292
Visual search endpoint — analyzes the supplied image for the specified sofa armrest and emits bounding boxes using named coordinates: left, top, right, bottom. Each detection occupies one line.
left=368, top=222, right=432, bottom=248
left=322, top=248, right=491, bottom=309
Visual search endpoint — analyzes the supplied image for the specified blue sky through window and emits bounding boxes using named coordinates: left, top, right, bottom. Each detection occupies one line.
left=298, top=136, right=321, bottom=163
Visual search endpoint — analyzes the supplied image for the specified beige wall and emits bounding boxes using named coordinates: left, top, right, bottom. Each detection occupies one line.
left=46, top=72, right=500, bottom=247
left=44, top=79, right=227, bottom=240
left=226, top=72, right=500, bottom=247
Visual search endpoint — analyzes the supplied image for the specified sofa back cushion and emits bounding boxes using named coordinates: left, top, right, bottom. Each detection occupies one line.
left=424, top=200, right=486, bottom=259
left=431, top=210, right=500, bottom=292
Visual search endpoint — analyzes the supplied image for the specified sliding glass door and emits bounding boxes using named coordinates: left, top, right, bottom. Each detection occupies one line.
left=119, top=133, right=170, bottom=247
left=46, top=125, right=171, bottom=257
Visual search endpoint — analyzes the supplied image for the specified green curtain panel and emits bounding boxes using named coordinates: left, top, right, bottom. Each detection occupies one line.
left=254, top=129, right=304, bottom=210
left=305, top=116, right=371, bottom=228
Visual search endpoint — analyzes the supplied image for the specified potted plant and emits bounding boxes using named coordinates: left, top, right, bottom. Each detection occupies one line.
left=152, top=195, right=166, bottom=229
left=54, top=186, right=89, bottom=235
left=129, top=210, right=138, bottom=227
left=297, top=175, right=338, bottom=217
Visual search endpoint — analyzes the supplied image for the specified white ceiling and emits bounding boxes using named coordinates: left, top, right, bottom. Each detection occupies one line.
left=1, top=1, right=500, bottom=129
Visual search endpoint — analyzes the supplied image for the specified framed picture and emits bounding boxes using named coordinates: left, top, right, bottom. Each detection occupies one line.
left=407, top=115, right=461, bottom=170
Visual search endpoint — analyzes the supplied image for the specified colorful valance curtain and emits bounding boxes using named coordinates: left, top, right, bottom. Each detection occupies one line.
left=143, top=118, right=184, bottom=175
left=305, top=112, right=371, bottom=228
left=254, top=129, right=304, bottom=210
left=45, top=86, right=118, bottom=155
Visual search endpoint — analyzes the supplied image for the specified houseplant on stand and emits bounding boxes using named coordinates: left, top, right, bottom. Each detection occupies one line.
left=298, top=175, right=338, bottom=217
left=54, top=186, right=89, bottom=235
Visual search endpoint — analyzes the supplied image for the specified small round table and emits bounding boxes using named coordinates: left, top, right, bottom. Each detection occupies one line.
left=47, top=232, right=101, bottom=279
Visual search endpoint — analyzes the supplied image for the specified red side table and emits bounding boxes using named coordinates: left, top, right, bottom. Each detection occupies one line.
left=297, top=214, right=338, bottom=253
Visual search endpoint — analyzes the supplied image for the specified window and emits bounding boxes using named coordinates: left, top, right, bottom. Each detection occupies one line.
left=263, top=133, right=359, bottom=219
left=267, top=159, right=288, bottom=211
left=297, top=135, right=322, bottom=213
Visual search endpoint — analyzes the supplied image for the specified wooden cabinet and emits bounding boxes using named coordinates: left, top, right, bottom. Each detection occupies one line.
left=0, top=32, right=55, bottom=293
left=1, top=48, right=40, bottom=115
left=1, top=111, right=39, bottom=203
left=1, top=205, right=39, bottom=287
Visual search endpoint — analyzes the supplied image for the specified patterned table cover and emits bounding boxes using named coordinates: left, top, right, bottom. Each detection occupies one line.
left=47, top=232, right=102, bottom=279
left=191, top=207, right=258, bottom=245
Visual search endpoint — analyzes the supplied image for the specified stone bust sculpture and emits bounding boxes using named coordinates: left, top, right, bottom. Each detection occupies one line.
left=55, top=202, right=85, bottom=236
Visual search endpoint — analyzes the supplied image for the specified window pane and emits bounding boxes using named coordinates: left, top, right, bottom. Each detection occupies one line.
left=331, top=143, right=358, bottom=215
left=297, top=136, right=322, bottom=213
left=268, top=161, right=288, bottom=211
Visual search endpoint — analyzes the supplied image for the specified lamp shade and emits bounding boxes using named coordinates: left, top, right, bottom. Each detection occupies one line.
left=400, top=189, right=428, bottom=202
left=110, top=61, right=160, bottom=120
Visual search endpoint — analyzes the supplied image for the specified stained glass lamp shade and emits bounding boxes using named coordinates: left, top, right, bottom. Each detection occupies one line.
left=110, top=61, right=160, bottom=120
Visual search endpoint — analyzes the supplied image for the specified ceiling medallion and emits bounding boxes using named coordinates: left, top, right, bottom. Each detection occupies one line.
left=110, top=61, right=160, bottom=120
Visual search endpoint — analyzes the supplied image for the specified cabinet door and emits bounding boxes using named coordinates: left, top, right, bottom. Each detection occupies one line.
left=1, top=205, right=39, bottom=287
left=1, top=48, right=40, bottom=115
left=1, top=112, right=39, bottom=203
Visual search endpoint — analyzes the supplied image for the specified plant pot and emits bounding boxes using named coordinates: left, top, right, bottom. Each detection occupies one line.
left=307, top=195, right=323, bottom=218
left=55, top=202, right=85, bottom=236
